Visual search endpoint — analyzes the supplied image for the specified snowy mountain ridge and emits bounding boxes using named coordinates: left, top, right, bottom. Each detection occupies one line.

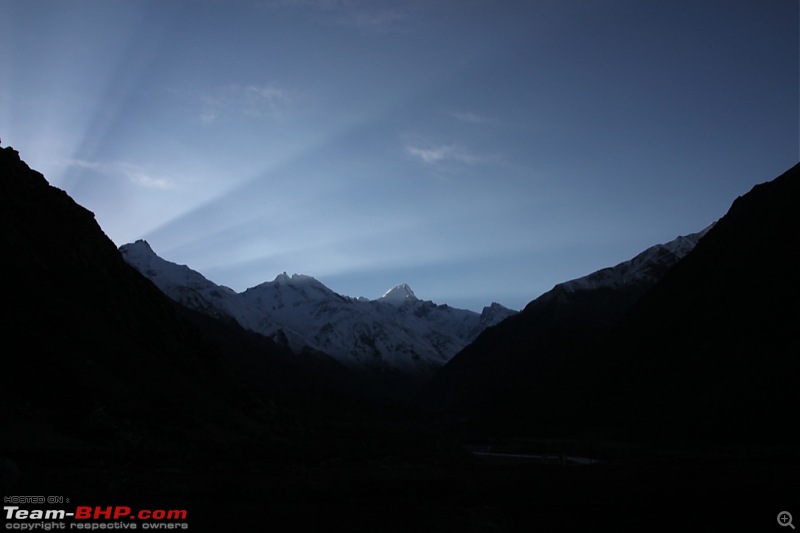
left=120, top=240, right=516, bottom=375
left=559, top=225, right=713, bottom=293
left=120, top=226, right=710, bottom=375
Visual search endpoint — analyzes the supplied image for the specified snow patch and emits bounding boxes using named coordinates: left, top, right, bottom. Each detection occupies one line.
left=379, top=283, right=417, bottom=305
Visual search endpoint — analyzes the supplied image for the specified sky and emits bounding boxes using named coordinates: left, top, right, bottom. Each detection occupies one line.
left=1, top=0, right=798, bottom=311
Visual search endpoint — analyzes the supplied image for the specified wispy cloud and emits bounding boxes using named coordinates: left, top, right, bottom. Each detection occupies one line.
left=449, top=110, right=489, bottom=125
left=67, top=159, right=174, bottom=190
left=195, top=83, right=291, bottom=125
left=125, top=170, right=173, bottom=190
left=67, top=159, right=105, bottom=172
left=240, top=83, right=290, bottom=116
left=407, top=144, right=480, bottom=166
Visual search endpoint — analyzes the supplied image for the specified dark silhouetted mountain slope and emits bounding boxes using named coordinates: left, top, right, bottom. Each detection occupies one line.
left=424, top=228, right=709, bottom=415
left=0, top=146, right=287, bottom=452
left=426, top=163, right=800, bottom=449
left=588, top=162, right=800, bottom=445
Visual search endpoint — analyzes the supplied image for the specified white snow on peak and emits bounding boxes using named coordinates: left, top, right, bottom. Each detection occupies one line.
left=118, top=240, right=250, bottom=325
left=379, top=283, right=418, bottom=305
left=119, top=240, right=207, bottom=287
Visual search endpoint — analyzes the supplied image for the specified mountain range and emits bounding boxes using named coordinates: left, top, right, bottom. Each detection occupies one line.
left=120, top=240, right=515, bottom=376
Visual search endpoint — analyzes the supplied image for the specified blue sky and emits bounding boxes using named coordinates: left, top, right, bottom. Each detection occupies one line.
left=2, top=0, right=797, bottom=311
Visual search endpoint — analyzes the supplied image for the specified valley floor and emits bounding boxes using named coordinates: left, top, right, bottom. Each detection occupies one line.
left=7, top=445, right=797, bottom=532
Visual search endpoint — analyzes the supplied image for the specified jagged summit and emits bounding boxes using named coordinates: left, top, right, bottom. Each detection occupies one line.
left=119, top=240, right=240, bottom=312
left=250, top=272, right=332, bottom=302
left=379, top=283, right=418, bottom=305
left=273, top=272, right=321, bottom=285
left=120, top=239, right=157, bottom=257
left=480, top=302, right=513, bottom=316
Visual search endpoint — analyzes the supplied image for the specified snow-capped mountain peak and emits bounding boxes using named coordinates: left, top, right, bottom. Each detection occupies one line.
left=119, top=239, right=247, bottom=324
left=119, top=239, right=220, bottom=290
left=120, top=242, right=517, bottom=375
left=379, top=283, right=418, bottom=305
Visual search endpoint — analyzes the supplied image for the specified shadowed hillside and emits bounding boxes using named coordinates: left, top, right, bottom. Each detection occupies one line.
left=590, top=162, right=800, bottom=445
left=425, top=163, right=800, bottom=449
left=0, top=145, right=282, bottom=452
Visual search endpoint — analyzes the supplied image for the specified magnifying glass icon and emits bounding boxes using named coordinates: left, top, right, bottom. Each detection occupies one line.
left=778, top=511, right=795, bottom=529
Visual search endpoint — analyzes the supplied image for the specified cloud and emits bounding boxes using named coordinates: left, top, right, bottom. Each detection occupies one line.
left=194, top=83, right=290, bottom=125
left=407, top=144, right=479, bottom=166
left=67, top=159, right=174, bottom=190
left=240, top=83, right=289, bottom=116
left=125, top=170, right=173, bottom=190
left=449, top=111, right=488, bottom=124
left=67, top=159, right=105, bottom=172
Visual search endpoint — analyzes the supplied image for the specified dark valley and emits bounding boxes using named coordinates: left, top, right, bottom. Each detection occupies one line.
left=2, top=144, right=799, bottom=532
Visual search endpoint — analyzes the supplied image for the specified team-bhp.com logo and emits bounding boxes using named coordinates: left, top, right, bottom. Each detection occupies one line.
left=4, top=505, right=189, bottom=529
